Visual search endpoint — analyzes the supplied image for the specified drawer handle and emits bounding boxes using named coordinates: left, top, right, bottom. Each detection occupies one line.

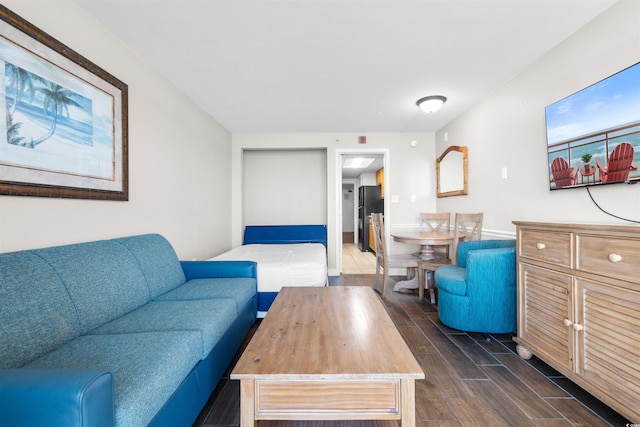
left=536, top=243, right=546, bottom=250
left=563, top=319, right=573, bottom=327
left=608, top=253, right=622, bottom=263
left=573, top=323, right=584, bottom=332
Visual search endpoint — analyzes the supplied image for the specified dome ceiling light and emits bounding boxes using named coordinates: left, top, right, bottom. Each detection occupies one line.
left=416, top=95, right=447, bottom=113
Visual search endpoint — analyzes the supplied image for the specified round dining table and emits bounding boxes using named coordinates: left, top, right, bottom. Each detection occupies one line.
left=391, top=230, right=459, bottom=261
left=390, top=230, right=460, bottom=292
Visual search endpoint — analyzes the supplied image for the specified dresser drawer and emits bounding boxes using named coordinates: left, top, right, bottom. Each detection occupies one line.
left=519, top=229, right=572, bottom=268
left=577, top=234, right=640, bottom=283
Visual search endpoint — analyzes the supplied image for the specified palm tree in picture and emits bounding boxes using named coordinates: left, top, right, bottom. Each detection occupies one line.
left=6, top=111, right=25, bottom=146
left=5, top=63, right=42, bottom=118
left=28, top=81, right=82, bottom=148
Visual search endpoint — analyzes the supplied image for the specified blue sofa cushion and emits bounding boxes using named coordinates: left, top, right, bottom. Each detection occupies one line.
left=0, top=251, right=82, bottom=368
left=435, top=266, right=467, bottom=296
left=89, top=299, right=237, bottom=359
left=34, top=240, right=150, bottom=333
left=155, top=277, right=257, bottom=314
left=115, top=234, right=187, bottom=298
left=25, top=331, right=201, bottom=427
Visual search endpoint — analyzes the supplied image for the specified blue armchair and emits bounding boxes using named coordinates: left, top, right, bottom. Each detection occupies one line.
left=434, top=239, right=517, bottom=334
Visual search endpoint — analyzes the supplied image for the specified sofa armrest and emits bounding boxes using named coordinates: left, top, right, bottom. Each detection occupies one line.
left=0, top=369, right=114, bottom=427
left=181, top=260, right=257, bottom=280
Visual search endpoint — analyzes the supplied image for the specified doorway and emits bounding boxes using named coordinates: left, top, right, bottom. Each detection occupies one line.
left=335, top=149, right=389, bottom=274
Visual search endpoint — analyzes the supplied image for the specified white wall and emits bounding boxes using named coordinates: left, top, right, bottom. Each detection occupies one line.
left=232, top=132, right=436, bottom=273
left=0, top=1, right=233, bottom=259
left=436, top=0, right=640, bottom=233
left=243, top=149, right=327, bottom=225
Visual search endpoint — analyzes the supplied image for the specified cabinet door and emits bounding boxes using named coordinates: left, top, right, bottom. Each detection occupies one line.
left=376, top=168, right=384, bottom=198
left=576, top=279, right=640, bottom=420
left=519, top=263, right=573, bottom=371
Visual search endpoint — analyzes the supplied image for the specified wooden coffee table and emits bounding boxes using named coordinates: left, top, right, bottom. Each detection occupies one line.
left=231, top=286, right=424, bottom=426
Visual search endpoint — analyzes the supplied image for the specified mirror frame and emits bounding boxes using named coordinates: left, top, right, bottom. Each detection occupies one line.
left=436, top=145, right=468, bottom=198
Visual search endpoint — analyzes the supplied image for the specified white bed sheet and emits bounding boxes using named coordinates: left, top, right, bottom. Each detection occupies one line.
left=209, top=243, right=327, bottom=293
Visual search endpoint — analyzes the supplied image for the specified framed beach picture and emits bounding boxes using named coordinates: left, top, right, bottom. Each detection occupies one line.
left=0, top=5, right=128, bottom=200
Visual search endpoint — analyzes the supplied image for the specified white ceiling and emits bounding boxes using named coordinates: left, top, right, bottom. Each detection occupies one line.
left=76, top=0, right=617, bottom=134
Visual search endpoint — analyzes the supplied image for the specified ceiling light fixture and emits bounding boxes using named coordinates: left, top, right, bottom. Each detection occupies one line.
left=416, top=95, right=447, bottom=113
left=343, top=158, right=375, bottom=169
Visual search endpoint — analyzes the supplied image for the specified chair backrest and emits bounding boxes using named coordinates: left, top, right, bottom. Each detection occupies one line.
left=605, top=142, right=635, bottom=182
left=551, top=157, right=572, bottom=187
left=452, top=213, right=483, bottom=265
left=370, top=213, right=387, bottom=270
left=419, top=212, right=450, bottom=232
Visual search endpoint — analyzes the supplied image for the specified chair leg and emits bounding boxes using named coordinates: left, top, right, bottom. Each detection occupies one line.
left=427, top=271, right=436, bottom=304
left=381, top=269, right=389, bottom=299
left=418, top=267, right=425, bottom=301
left=374, top=261, right=381, bottom=293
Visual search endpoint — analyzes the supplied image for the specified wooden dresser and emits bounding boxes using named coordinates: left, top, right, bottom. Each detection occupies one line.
left=513, top=221, right=640, bottom=422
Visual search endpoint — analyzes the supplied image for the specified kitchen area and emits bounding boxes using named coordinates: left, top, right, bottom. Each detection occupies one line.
left=341, top=154, right=385, bottom=269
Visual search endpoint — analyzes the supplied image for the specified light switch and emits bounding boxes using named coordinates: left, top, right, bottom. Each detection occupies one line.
left=501, top=167, right=508, bottom=179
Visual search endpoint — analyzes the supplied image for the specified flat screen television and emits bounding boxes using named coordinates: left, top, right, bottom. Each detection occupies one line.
left=545, top=61, right=640, bottom=190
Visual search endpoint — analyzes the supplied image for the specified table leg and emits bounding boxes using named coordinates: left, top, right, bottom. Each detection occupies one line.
left=418, top=244, right=435, bottom=261
left=401, top=379, right=416, bottom=427
left=393, top=276, right=419, bottom=292
left=239, top=379, right=257, bottom=427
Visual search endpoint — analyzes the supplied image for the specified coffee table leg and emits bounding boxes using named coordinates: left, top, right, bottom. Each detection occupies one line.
left=239, top=379, right=257, bottom=427
left=401, top=379, right=416, bottom=427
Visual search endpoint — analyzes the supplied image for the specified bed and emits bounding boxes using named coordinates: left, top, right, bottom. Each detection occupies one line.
left=210, top=225, right=328, bottom=316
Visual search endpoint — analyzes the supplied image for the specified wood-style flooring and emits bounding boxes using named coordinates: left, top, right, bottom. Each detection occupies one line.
left=193, top=274, right=631, bottom=427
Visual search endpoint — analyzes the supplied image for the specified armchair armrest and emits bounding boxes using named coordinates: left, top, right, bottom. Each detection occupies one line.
left=596, top=157, right=608, bottom=176
left=181, top=260, right=257, bottom=280
left=0, top=369, right=113, bottom=427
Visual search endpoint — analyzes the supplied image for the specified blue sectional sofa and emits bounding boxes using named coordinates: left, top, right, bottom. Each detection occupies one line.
left=0, top=234, right=258, bottom=427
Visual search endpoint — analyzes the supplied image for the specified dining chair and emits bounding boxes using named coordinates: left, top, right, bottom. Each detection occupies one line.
left=416, top=213, right=450, bottom=303
left=451, top=213, right=483, bottom=264
left=418, top=212, right=483, bottom=303
left=371, top=213, right=420, bottom=299
left=418, top=212, right=451, bottom=259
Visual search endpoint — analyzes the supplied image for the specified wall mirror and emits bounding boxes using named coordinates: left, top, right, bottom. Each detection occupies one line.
left=436, top=145, right=468, bottom=198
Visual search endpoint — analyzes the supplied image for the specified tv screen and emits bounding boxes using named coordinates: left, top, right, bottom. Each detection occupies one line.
left=545, top=61, right=640, bottom=190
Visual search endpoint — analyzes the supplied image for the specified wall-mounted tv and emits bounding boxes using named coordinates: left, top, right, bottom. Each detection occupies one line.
left=546, top=61, right=640, bottom=190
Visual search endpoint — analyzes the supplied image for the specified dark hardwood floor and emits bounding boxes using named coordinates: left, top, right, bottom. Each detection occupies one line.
left=193, top=275, right=631, bottom=427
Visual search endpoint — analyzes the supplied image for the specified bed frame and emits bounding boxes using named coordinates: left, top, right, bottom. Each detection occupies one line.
left=242, top=225, right=327, bottom=312
left=243, top=224, right=327, bottom=247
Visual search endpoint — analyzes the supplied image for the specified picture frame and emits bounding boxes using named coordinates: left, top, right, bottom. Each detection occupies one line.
left=0, top=5, right=128, bottom=200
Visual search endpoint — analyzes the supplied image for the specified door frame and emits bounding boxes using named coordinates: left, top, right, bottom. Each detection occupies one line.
left=335, top=148, right=390, bottom=274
